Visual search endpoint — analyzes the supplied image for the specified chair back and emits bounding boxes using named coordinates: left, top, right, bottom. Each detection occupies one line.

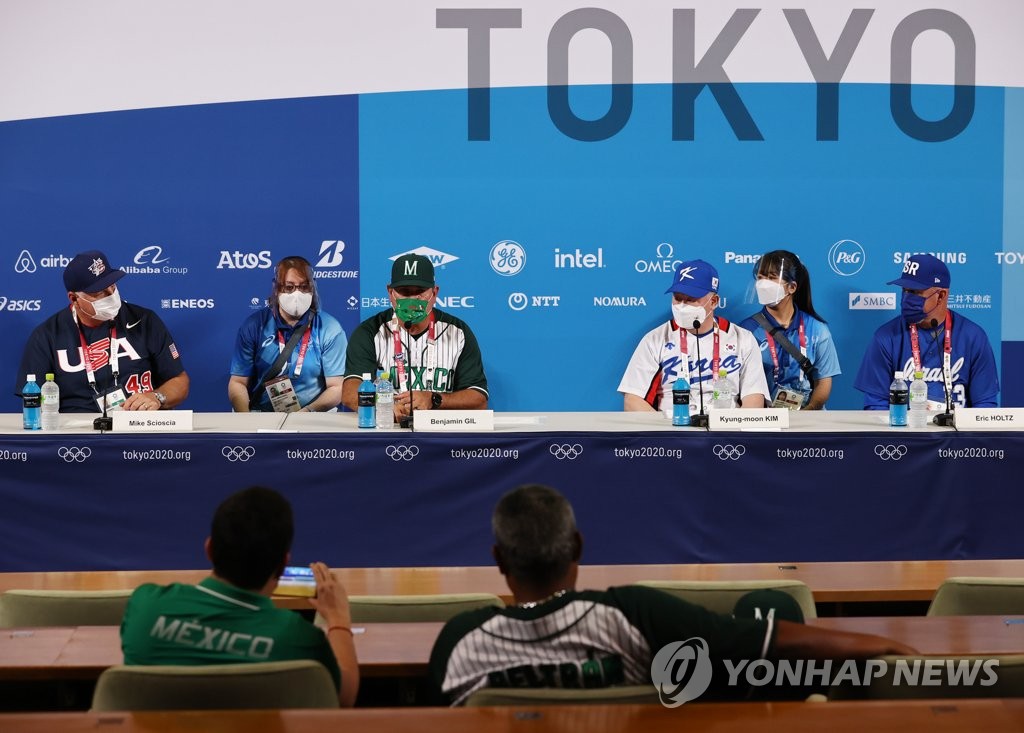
left=0, top=589, right=133, bottom=627
left=465, top=685, right=660, bottom=707
left=635, top=580, right=817, bottom=619
left=349, top=593, right=504, bottom=623
left=828, top=654, right=1024, bottom=700
left=91, top=660, right=338, bottom=711
left=927, top=577, right=1024, bottom=616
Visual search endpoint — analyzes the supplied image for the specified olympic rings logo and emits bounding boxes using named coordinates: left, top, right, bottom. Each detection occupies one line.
left=874, top=444, right=908, bottom=461
left=713, top=444, right=746, bottom=461
left=221, top=446, right=256, bottom=462
left=57, top=446, right=92, bottom=463
left=549, top=444, right=583, bottom=460
left=385, top=445, right=420, bottom=461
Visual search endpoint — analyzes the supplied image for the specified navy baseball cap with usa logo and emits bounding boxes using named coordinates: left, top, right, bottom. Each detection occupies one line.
left=887, top=253, right=950, bottom=290
left=665, top=259, right=720, bottom=298
left=63, top=250, right=126, bottom=293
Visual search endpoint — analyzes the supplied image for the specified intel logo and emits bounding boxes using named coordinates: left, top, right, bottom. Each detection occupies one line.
left=828, top=240, right=865, bottom=277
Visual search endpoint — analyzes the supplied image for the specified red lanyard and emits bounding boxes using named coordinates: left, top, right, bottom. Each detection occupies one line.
left=72, top=306, right=118, bottom=392
left=276, top=327, right=312, bottom=377
left=392, top=313, right=436, bottom=391
left=765, top=315, right=806, bottom=382
left=675, top=318, right=721, bottom=381
left=909, top=311, right=953, bottom=399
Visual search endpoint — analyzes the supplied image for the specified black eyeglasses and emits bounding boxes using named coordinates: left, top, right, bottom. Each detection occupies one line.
left=277, top=282, right=313, bottom=294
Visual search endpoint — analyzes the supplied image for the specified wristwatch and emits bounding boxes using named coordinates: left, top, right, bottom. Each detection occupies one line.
left=153, top=391, right=167, bottom=408
left=431, top=392, right=443, bottom=410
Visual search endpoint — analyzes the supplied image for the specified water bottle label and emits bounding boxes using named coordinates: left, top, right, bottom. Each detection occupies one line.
left=358, top=393, right=375, bottom=408
left=889, top=389, right=909, bottom=406
left=673, top=391, right=690, bottom=406
left=23, top=395, right=41, bottom=409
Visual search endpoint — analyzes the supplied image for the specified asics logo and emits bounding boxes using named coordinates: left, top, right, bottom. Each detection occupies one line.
left=549, top=443, right=583, bottom=460
left=57, top=446, right=92, bottom=463
left=385, top=445, right=420, bottom=461
left=874, top=444, right=908, bottom=461
left=713, top=444, right=746, bottom=460
left=222, top=446, right=256, bottom=462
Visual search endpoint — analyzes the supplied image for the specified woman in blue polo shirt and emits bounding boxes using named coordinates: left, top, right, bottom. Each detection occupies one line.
left=228, top=256, right=348, bottom=412
left=740, top=250, right=840, bottom=410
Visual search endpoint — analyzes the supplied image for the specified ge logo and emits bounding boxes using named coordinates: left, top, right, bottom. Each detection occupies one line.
left=828, top=239, right=866, bottom=277
left=222, top=446, right=256, bottom=462
left=15, top=250, right=37, bottom=273
left=508, top=292, right=528, bottom=311
left=713, top=444, right=746, bottom=461
left=490, top=240, right=525, bottom=276
left=57, top=446, right=92, bottom=463
left=385, top=445, right=420, bottom=461
left=874, top=444, right=908, bottom=461
left=549, top=444, right=583, bottom=460
left=650, top=637, right=713, bottom=707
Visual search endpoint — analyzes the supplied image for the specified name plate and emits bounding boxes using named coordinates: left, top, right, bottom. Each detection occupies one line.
left=414, top=409, right=494, bottom=432
left=709, top=408, right=789, bottom=431
left=954, top=408, right=1024, bottom=431
left=112, top=410, right=194, bottom=432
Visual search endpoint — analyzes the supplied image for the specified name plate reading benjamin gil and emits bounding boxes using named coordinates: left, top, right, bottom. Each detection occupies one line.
left=112, top=410, right=194, bottom=432
left=954, top=408, right=1024, bottom=431
left=709, top=408, right=789, bottom=431
left=414, top=410, right=495, bottom=432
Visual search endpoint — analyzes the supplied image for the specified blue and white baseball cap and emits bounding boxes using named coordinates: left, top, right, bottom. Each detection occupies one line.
left=63, top=250, right=126, bottom=293
left=887, top=253, right=950, bottom=290
left=665, top=259, right=720, bottom=298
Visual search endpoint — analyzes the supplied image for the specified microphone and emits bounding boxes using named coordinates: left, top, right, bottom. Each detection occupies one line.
left=93, top=323, right=114, bottom=432
left=398, top=320, right=416, bottom=429
left=929, top=317, right=955, bottom=427
left=689, top=318, right=710, bottom=428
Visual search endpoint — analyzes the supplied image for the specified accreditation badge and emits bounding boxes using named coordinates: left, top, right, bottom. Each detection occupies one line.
left=265, top=375, right=301, bottom=413
left=95, top=388, right=128, bottom=412
left=770, top=387, right=808, bottom=411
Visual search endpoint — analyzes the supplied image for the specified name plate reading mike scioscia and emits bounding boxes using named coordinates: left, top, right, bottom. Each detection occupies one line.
left=709, top=408, right=789, bottom=431
left=414, top=410, right=495, bottom=432
left=954, top=408, right=1024, bottom=431
left=112, top=410, right=194, bottom=432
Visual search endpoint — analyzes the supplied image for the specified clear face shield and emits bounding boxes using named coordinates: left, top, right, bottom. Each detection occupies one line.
left=744, top=256, right=791, bottom=308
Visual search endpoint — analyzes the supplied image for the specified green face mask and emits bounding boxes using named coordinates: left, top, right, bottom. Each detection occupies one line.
left=395, top=297, right=429, bottom=325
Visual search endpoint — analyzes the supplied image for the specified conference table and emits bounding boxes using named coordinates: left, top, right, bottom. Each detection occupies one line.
left=3, top=616, right=1024, bottom=682
left=1, top=411, right=1021, bottom=571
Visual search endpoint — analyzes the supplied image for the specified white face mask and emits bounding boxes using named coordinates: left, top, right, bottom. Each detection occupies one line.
left=672, top=302, right=707, bottom=329
left=83, top=289, right=121, bottom=322
left=755, top=279, right=788, bottom=307
left=278, top=291, right=313, bottom=318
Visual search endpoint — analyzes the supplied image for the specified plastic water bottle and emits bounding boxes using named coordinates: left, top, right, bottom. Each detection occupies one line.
left=712, top=368, right=734, bottom=409
left=41, top=373, right=60, bottom=431
left=672, top=377, right=690, bottom=426
left=357, top=373, right=376, bottom=428
left=375, top=370, right=394, bottom=428
left=22, top=374, right=41, bottom=430
left=909, top=370, right=928, bottom=428
left=889, top=371, right=909, bottom=427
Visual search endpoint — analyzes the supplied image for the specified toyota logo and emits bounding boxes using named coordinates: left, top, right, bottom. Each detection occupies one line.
left=385, top=445, right=420, bottom=461
left=57, top=446, right=92, bottom=463
left=221, top=446, right=256, bottom=462
left=549, top=444, right=583, bottom=460
left=874, top=444, right=908, bottom=461
left=713, top=444, right=746, bottom=461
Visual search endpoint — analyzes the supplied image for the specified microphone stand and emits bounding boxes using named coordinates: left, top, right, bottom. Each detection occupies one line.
left=928, top=318, right=956, bottom=427
left=93, top=322, right=114, bottom=432
left=689, top=318, right=710, bottom=429
left=398, top=320, right=416, bottom=429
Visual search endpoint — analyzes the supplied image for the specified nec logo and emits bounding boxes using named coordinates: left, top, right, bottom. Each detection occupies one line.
left=849, top=293, right=896, bottom=310
left=217, top=251, right=272, bottom=269
left=0, top=297, right=42, bottom=311
left=435, top=296, right=475, bottom=309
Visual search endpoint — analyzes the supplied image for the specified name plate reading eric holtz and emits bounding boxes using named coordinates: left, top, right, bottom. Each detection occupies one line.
left=414, top=410, right=495, bottom=432
left=112, top=410, right=194, bottom=432
left=954, top=408, right=1024, bottom=431
left=709, top=408, right=790, bottom=431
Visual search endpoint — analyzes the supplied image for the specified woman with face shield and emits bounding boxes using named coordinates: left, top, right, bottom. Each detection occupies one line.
left=228, top=256, right=349, bottom=412
left=739, top=250, right=841, bottom=410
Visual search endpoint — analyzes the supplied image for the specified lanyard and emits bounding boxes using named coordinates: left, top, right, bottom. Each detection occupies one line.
left=675, top=318, right=721, bottom=382
left=276, top=327, right=312, bottom=377
left=71, top=306, right=119, bottom=393
left=909, top=311, right=953, bottom=401
left=391, top=313, right=437, bottom=391
left=765, top=315, right=806, bottom=383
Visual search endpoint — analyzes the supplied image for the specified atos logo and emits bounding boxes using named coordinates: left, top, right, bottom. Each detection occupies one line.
left=0, top=296, right=42, bottom=311
left=217, top=250, right=272, bottom=269
left=389, top=246, right=459, bottom=267
left=490, top=240, right=525, bottom=276
left=849, top=293, right=896, bottom=310
left=435, top=296, right=475, bottom=309
left=828, top=240, right=865, bottom=276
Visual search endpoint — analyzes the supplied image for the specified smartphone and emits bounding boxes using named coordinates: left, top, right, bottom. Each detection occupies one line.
left=276, top=565, right=316, bottom=597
